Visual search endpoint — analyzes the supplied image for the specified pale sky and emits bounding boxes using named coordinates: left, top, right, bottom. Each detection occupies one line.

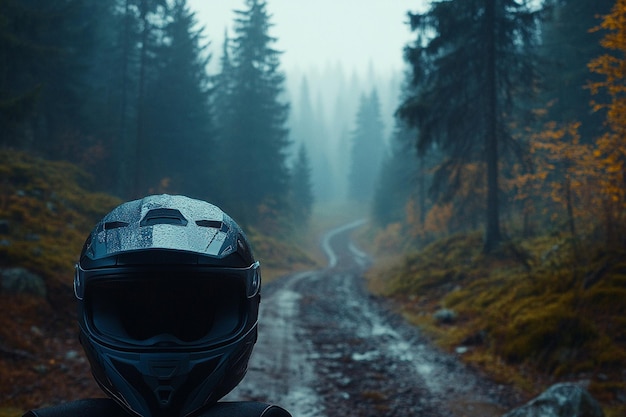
left=186, top=0, right=428, bottom=75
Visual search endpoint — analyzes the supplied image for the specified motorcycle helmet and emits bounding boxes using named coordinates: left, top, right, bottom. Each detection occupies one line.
left=74, top=194, right=261, bottom=417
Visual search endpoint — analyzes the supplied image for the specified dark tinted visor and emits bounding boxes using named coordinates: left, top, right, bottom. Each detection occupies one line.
left=85, top=271, right=247, bottom=346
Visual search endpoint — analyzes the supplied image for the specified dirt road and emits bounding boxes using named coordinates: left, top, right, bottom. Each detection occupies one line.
left=225, top=221, right=520, bottom=417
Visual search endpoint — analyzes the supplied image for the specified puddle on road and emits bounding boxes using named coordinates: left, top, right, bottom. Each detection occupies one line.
left=350, top=350, right=379, bottom=361
left=226, top=271, right=324, bottom=417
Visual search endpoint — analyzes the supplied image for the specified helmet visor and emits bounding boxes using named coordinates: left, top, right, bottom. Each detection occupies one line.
left=84, top=269, right=252, bottom=347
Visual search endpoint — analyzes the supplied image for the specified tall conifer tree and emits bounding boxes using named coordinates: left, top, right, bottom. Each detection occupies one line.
left=142, top=0, right=214, bottom=198
left=291, top=144, right=314, bottom=225
left=219, top=0, right=290, bottom=225
left=398, top=0, right=540, bottom=251
left=349, top=90, right=386, bottom=202
left=539, top=0, right=613, bottom=141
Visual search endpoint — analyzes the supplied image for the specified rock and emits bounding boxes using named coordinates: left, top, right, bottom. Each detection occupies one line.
left=33, top=364, right=48, bottom=374
left=24, top=233, right=41, bottom=241
left=462, top=329, right=487, bottom=346
left=433, top=308, right=457, bottom=324
left=501, top=382, right=604, bottom=417
left=1, top=267, right=47, bottom=297
left=455, top=346, right=470, bottom=354
left=65, top=350, right=80, bottom=361
left=0, top=219, right=9, bottom=234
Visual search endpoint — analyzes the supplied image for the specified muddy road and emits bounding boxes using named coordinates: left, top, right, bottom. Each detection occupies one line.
left=225, top=221, right=520, bottom=417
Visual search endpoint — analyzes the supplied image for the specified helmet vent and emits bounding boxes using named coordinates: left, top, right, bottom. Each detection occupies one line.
left=104, top=221, right=129, bottom=230
left=140, top=208, right=188, bottom=226
left=156, top=387, right=173, bottom=405
left=195, top=220, right=225, bottom=230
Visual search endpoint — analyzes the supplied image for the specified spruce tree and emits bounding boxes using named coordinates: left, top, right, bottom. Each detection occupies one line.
left=349, top=89, right=386, bottom=203
left=133, top=0, right=167, bottom=197
left=398, top=0, right=541, bottom=251
left=292, top=76, right=334, bottom=201
left=0, top=0, right=100, bottom=155
left=539, top=0, right=613, bottom=142
left=219, top=0, right=290, bottom=225
left=291, top=144, right=314, bottom=226
left=0, top=0, right=43, bottom=148
left=372, top=116, right=418, bottom=228
left=142, top=0, right=214, bottom=199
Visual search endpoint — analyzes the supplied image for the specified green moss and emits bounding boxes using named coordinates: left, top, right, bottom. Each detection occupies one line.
left=0, top=151, right=120, bottom=281
left=0, top=407, right=23, bottom=417
left=372, top=228, right=626, bottom=409
left=583, top=288, right=626, bottom=315
left=247, top=228, right=317, bottom=278
left=498, top=304, right=597, bottom=368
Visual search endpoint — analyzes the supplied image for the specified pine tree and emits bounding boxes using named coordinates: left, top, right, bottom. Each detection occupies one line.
left=0, top=0, right=43, bottom=148
left=133, top=0, right=167, bottom=197
left=291, top=144, right=314, bottom=226
left=213, top=30, right=235, bottom=135
left=539, top=0, right=613, bottom=142
left=371, top=117, right=417, bottom=228
left=0, top=0, right=101, bottom=155
left=142, top=0, right=214, bottom=198
left=219, top=0, right=290, bottom=225
left=398, top=0, right=541, bottom=251
left=348, top=89, right=386, bottom=203
left=292, top=76, right=334, bottom=201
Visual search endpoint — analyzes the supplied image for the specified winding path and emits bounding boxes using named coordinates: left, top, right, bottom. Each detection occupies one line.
left=225, top=221, right=517, bottom=417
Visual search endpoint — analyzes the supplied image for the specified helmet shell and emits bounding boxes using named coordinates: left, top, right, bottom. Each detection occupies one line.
left=76, top=195, right=260, bottom=417
left=79, top=194, right=254, bottom=268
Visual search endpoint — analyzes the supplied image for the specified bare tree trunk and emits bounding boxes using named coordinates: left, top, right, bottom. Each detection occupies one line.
left=133, top=0, right=149, bottom=198
left=116, top=0, right=132, bottom=198
left=483, top=0, right=502, bottom=252
left=418, top=155, right=427, bottom=227
left=565, top=174, right=576, bottom=237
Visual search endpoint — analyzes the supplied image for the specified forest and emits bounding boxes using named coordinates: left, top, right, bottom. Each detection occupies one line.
left=1, top=0, right=625, bottom=247
left=1, top=0, right=626, bottom=415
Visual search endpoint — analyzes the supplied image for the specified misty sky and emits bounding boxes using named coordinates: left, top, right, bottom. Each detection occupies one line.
left=186, top=0, right=428, bottom=75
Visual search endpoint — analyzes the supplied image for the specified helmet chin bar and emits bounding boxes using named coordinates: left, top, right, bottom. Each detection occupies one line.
left=81, top=325, right=257, bottom=417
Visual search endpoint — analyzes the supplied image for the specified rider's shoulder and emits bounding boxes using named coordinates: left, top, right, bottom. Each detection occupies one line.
left=197, top=401, right=292, bottom=417
left=23, top=398, right=127, bottom=417
left=23, top=398, right=292, bottom=417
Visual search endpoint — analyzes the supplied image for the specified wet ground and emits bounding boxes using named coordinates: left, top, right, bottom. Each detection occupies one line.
left=225, top=221, right=522, bottom=417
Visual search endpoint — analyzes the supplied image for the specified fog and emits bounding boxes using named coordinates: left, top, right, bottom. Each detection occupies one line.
left=187, top=0, right=426, bottom=202
left=287, top=66, right=404, bottom=201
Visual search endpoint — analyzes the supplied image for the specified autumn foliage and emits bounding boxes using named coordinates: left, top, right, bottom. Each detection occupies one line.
left=394, top=1, right=626, bottom=249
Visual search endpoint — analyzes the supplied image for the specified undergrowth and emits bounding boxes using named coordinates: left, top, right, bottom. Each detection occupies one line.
left=366, top=229, right=626, bottom=416
left=0, top=150, right=120, bottom=415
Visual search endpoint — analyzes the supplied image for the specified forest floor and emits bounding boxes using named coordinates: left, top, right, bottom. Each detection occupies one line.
left=362, top=227, right=626, bottom=417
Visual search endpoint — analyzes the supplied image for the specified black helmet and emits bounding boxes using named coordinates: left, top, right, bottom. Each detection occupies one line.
left=74, top=195, right=261, bottom=417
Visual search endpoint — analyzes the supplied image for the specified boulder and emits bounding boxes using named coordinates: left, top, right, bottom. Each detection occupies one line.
left=501, top=382, right=604, bottom=417
left=1, top=267, right=47, bottom=297
left=433, top=308, right=457, bottom=324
